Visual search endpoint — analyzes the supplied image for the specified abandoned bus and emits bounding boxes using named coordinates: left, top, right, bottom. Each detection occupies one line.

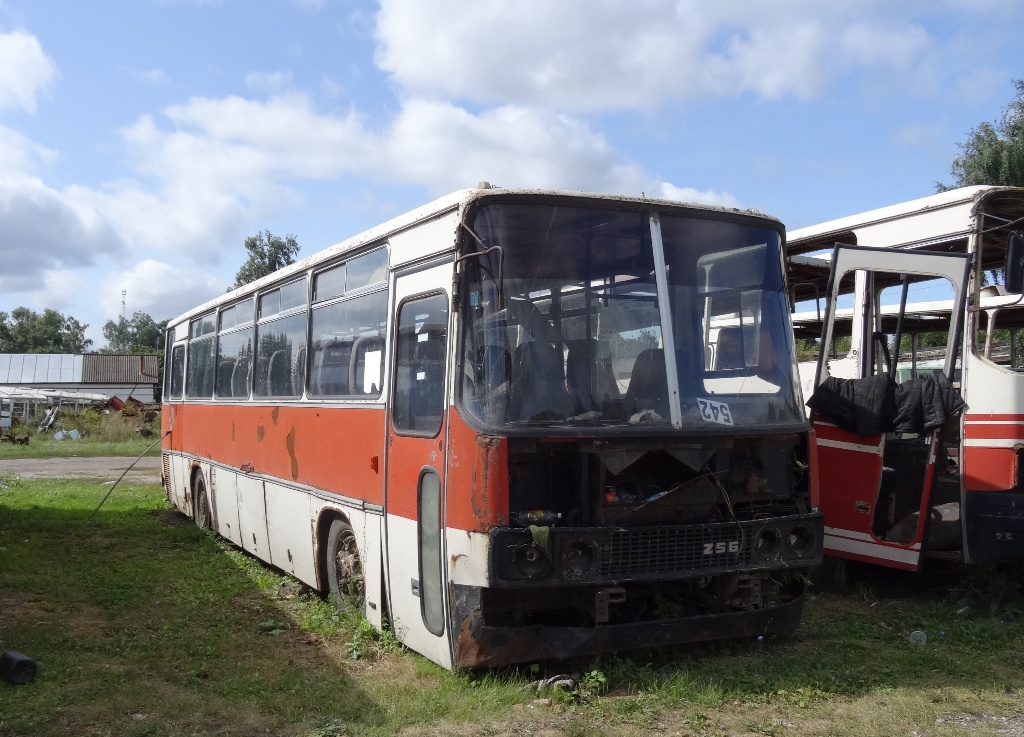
left=161, top=186, right=822, bottom=669
left=788, top=185, right=1024, bottom=571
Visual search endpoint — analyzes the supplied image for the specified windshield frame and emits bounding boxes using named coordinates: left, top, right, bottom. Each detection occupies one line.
left=454, top=193, right=807, bottom=437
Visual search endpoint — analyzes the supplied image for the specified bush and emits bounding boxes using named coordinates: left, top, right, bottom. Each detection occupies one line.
left=48, top=406, right=161, bottom=442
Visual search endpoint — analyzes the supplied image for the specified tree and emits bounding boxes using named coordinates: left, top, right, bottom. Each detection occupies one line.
left=938, top=79, right=1024, bottom=191
left=233, top=230, right=300, bottom=288
left=102, top=311, right=168, bottom=354
left=0, top=307, right=93, bottom=353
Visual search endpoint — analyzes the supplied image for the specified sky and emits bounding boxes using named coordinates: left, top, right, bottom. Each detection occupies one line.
left=0, top=0, right=1022, bottom=348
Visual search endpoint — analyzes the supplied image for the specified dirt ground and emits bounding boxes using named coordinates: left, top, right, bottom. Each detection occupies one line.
left=0, top=456, right=162, bottom=484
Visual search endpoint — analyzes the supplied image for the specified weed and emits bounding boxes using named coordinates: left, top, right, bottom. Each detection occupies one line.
left=576, top=669, right=608, bottom=701
left=953, top=568, right=1024, bottom=619
left=308, top=721, right=350, bottom=737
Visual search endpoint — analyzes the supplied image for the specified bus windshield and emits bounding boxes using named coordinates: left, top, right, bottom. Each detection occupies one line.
left=459, top=200, right=805, bottom=431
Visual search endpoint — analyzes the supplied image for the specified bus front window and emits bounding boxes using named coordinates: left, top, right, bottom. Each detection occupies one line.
left=458, top=201, right=805, bottom=432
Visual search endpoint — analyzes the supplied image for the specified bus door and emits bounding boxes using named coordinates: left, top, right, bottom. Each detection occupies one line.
left=384, top=259, right=453, bottom=668
left=811, top=245, right=970, bottom=570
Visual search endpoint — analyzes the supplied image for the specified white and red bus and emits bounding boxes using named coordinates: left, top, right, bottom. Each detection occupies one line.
left=162, top=186, right=823, bottom=669
left=788, top=185, right=1024, bottom=571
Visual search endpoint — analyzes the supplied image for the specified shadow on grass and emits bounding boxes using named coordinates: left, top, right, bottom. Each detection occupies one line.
left=0, top=480, right=385, bottom=737
left=564, top=560, right=1024, bottom=707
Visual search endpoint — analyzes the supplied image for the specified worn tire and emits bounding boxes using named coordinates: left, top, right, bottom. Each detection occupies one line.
left=192, top=470, right=211, bottom=530
left=326, top=518, right=365, bottom=614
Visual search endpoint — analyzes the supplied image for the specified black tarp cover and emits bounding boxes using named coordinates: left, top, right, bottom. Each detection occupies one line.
left=807, top=372, right=965, bottom=436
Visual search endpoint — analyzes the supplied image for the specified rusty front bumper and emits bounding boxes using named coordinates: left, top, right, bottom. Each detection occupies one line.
left=451, top=580, right=807, bottom=668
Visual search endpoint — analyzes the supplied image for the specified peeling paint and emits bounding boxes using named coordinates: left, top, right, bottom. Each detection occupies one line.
left=256, top=426, right=265, bottom=442
left=271, top=407, right=280, bottom=426
left=286, top=426, right=298, bottom=480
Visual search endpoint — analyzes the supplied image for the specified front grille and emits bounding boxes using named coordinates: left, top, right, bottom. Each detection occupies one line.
left=599, top=522, right=755, bottom=577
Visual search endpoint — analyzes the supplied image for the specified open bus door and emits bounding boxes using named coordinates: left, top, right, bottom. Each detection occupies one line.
left=810, top=245, right=970, bottom=571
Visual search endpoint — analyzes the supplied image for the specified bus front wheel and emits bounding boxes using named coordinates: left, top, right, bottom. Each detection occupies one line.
left=326, top=518, right=364, bottom=615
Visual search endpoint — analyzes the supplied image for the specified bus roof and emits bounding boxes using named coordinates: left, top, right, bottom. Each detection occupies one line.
left=167, top=186, right=781, bottom=329
left=786, top=185, right=1024, bottom=256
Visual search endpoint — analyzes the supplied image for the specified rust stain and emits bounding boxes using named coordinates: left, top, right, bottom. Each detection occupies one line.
left=256, top=426, right=265, bottom=442
left=470, top=434, right=500, bottom=522
left=286, top=426, right=298, bottom=480
left=231, top=421, right=236, bottom=442
left=271, top=407, right=280, bottom=426
left=456, top=615, right=483, bottom=666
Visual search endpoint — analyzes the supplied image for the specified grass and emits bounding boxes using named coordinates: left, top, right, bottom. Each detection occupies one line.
left=2, top=474, right=1024, bottom=736
left=0, top=436, right=161, bottom=459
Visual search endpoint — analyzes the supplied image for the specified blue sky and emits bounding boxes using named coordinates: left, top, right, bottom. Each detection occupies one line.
left=0, top=0, right=1022, bottom=347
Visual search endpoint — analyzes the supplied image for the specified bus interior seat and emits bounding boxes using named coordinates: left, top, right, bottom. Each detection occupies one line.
left=507, top=299, right=561, bottom=344
left=626, top=348, right=668, bottom=417
left=481, top=344, right=511, bottom=396
left=313, top=342, right=351, bottom=395
left=509, top=340, right=574, bottom=422
left=715, top=327, right=745, bottom=369
left=217, top=359, right=236, bottom=396
left=292, top=346, right=306, bottom=396
left=566, top=339, right=619, bottom=413
left=231, top=356, right=251, bottom=397
left=267, top=350, right=292, bottom=395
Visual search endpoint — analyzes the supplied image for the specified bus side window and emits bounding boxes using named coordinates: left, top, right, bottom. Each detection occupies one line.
left=393, top=294, right=449, bottom=434
left=309, top=290, right=387, bottom=398
left=255, top=311, right=307, bottom=398
left=168, top=344, right=185, bottom=399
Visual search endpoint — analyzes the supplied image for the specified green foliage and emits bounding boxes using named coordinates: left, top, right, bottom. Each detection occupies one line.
left=233, top=230, right=300, bottom=288
left=794, top=338, right=819, bottom=362
left=954, top=568, right=1024, bottom=619
left=0, top=306, right=92, bottom=353
left=102, top=311, right=168, bottom=354
left=577, top=669, right=608, bottom=701
left=62, top=406, right=159, bottom=442
left=939, top=79, right=1024, bottom=190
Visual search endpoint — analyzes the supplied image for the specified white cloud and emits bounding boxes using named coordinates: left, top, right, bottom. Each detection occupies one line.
left=893, top=123, right=946, bottom=146
left=33, top=269, right=88, bottom=312
left=0, top=167, right=126, bottom=295
left=373, top=0, right=980, bottom=109
left=244, top=71, right=294, bottom=94
left=129, top=68, right=170, bottom=86
left=0, top=30, right=57, bottom=113
left=382, top=100, right=647, bottom=194
left=657, top=184, right=741, bottom=209
left=73, top=93, right=667, bottom=262
left=99, top=259, right=224, bottom=322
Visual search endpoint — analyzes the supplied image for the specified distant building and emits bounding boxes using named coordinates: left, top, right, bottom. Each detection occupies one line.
left=0, top=354, right=160, bottom=404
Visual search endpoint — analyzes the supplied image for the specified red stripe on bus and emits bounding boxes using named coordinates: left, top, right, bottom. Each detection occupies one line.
left=164, top=402, right=386, bottom=505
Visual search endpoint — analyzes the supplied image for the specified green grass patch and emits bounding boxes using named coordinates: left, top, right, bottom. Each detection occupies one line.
left=0, top=436, right=160, bottom=459
left=2, top=474, right=1024, bottom=737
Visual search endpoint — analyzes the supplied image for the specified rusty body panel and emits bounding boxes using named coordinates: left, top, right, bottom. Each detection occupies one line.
left=446, top=409, right=509, bottom=532
left=451, top=580, right=807, bottom=668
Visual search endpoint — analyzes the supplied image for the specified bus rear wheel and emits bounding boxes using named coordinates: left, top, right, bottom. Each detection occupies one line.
left=192, top=470, right=211, bottom=530
left=327, top=519, right=364, bottom=614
